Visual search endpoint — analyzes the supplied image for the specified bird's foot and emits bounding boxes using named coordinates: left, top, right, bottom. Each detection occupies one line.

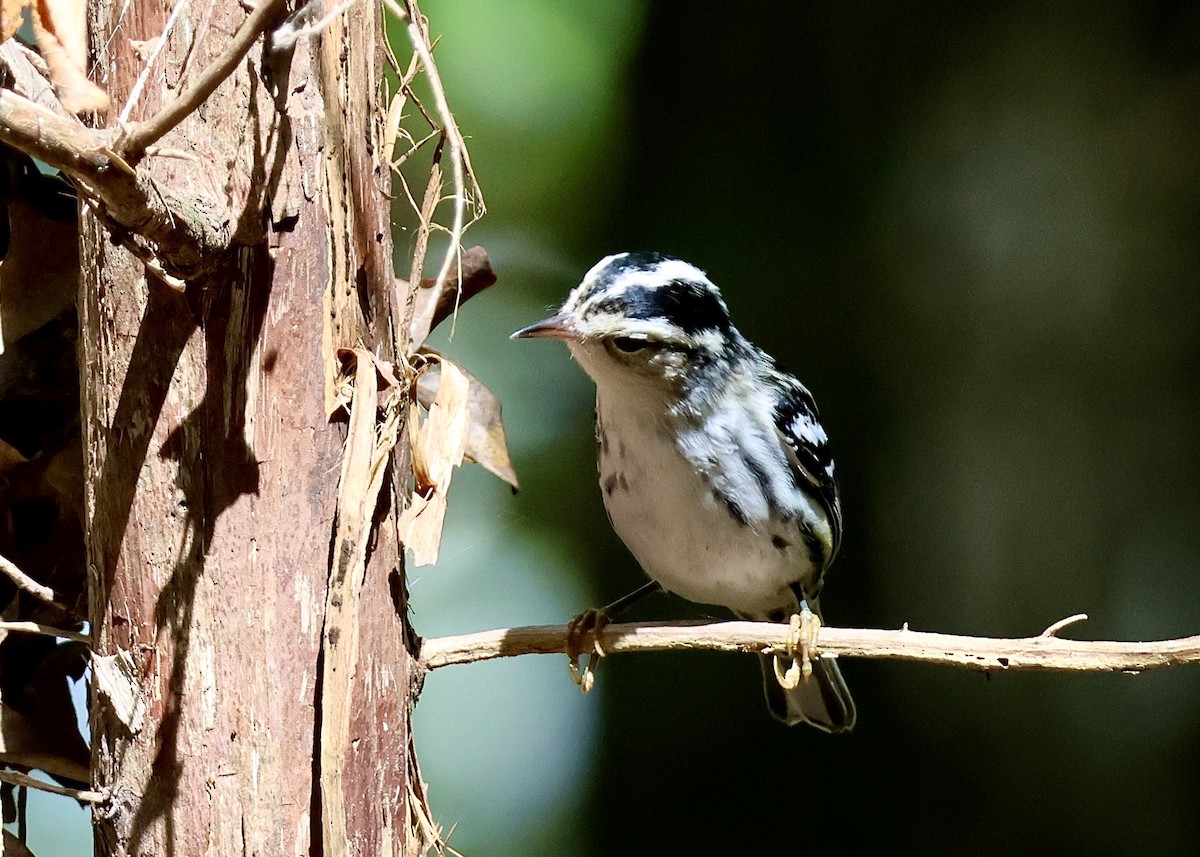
left=774, top=604, right=821, bottom=690
left=566, top=608, right=610, bottom=693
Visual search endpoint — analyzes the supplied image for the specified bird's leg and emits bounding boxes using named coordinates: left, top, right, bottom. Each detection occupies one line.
left=774, top=601, right=821, bottom=690
left=566, top=611, right=602, bottom=693
left=566, top=580, right=661, bottom=692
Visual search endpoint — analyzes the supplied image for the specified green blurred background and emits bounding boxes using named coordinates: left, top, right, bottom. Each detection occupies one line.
left=410, top=2, right=1200, bottom=856
left=16, top=2, right=1200, bottom=854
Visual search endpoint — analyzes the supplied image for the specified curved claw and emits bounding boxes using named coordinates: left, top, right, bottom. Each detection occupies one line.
left=773, top=648, right=803, bottom=690
left=775, top=606, right=821, bottom=690
left=566, top=609, right=611, bottom=693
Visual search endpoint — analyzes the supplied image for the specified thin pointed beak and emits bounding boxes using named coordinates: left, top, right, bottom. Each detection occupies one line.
left=510, top=313, right=579, bottom=341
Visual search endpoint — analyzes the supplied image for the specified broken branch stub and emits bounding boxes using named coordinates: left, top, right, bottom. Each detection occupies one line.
left=407, top=244, right=498, bottom=351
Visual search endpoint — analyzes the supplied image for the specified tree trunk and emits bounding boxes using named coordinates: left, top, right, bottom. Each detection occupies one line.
left=80, top=2, right=413, bottom=853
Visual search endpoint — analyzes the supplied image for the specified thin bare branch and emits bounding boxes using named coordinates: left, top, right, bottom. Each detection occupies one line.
left=0, top=553, right=61, bottom=607
left=118, top=0, right=190, bottom=125
left=390, top=128, right=438, bottom=171
left=405, top=16, right=468, bottom=293
left=397, top=143, right=443, bottom=353
left=0, top=87, right=227, bottom=279
left=0, top=770, right=105, bottom=804
left=118, top=0, right=288, bottom=159
left=392, top=1, right=485, bottom=335
left=418, top=618, right=1200, bottom=675
left=0, top=89, right=111, bottom=174
left=0, top=620, right=91, bottom=645
left=1042, top=613, right=1089, bottom=637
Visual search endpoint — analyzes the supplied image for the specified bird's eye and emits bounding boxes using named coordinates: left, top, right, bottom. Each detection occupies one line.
left=611, top=336, right=650, bottom=353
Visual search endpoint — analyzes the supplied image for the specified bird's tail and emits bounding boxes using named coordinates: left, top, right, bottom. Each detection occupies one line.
left=743, top=594, right=856, bottom=732
left=758, top=651, right=855, bottom=732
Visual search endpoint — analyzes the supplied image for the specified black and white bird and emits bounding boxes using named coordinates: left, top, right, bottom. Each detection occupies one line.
left=513, top=252, right=855, bottom=732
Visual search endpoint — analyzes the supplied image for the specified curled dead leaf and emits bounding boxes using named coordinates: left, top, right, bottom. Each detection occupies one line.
left=31, top=0, right=108, bottom=113
left=415, top=348, right=518, bottom=491
left=0, top=0, right=25, bottom=43
left=408, top=398, right=431, bottom=495
left=0, top=700, right=89, bottom=784
left=399, top=357, right=469, bottom=567
left=0, top=639, right=89, bottom=785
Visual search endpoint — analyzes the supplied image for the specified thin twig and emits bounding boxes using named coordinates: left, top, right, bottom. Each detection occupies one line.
left=418, top=618, right=1200, bottom=675
left=396, top=2, right=485, bottom=335
left=391, top=128, right=438, bottom=171
left=143, top=145, right=201, bottom=162
left=0, top=553, right=60, bottom=606
left=0, top=621, right=91, bottom=645
left=119, top=0, right=288, bottom=159
left=1042, top=613, right=1089, bottom=637
left=393, top=168, right=424, bottom=225
left=399, top=143, right=443, bottom=352
left=0, top=770, right=105, bottom=804
left=118, top=0, right=190, bottom=125
left=269, top=0, right=356, bottom=53
left=0, top=68, right=228, bottom=280
left=73, top=182, right=187, bottom=290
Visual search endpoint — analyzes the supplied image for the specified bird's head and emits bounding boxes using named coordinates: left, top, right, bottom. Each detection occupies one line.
left=512, top=252, right=741, bottom=392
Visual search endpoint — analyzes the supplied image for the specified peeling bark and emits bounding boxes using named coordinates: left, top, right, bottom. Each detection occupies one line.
left=80, top=2, right=412, bottom=854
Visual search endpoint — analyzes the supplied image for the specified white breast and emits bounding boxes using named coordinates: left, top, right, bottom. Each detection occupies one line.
left=595, top=389, right=818, bottom=617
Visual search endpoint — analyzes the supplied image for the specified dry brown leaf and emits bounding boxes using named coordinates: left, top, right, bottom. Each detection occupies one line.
left=0, top=0, right=26, bottom=43
left=399, top=357, right=469, bottom=567
left=407, top=398, right=429, bottom=491
left=31, top=0, right=108, bottom=113
left=0, top=642, right=90, bottom=784
left=0, top=701, right=89, bottom=784
left=0, top=156, right=81, bottom=347
left=0, top=437, right=27, bottom=475
left=34, top=0, right=84, bottom=69
left=416, top=349, right=518, bottom=490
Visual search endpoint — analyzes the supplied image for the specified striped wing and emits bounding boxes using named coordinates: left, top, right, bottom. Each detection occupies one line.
left=770, top=372, right=842, bottom=565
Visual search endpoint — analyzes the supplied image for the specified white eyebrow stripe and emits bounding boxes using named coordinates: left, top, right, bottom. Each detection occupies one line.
left=582, top=253, right=627, bottom=285
left=608, top=318, right=679, bottom=340
left=647, top=258, right=710, bottom=285
left=565, top=254, right=725, bottom=323
left=605, top=259, right=711, bottom=299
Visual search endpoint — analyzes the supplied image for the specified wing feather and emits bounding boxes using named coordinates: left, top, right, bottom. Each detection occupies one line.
left=770, top=371, right=842, bottom=563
